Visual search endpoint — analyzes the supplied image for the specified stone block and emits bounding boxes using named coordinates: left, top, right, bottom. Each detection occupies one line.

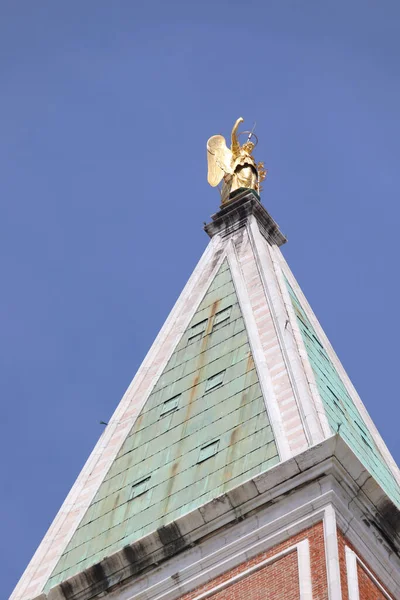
left=295, top=436, right=337, bottom=472
left=199, top=494, right=233, bottom=523
left=254, top=458, right=300, bottom=494
left=227, top=480, right=260, bottom=507
left=173, top=509, right=206, bottom=537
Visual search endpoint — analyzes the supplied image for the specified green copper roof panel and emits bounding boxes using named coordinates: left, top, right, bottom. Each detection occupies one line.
left=46, top=260, right=279, bottom=589
left=285, top=277, right=400, bottom=508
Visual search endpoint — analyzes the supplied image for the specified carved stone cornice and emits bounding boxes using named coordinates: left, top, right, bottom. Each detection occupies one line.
left=204, top=189, right=287, bottom=247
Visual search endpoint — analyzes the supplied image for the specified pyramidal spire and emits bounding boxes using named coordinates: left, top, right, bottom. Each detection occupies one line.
left=12, top=141, right=400, bottom=600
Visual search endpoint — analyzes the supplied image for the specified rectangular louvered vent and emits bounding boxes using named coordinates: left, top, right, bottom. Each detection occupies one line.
left=198, top=439, right=220, bottom=463
left=212, top=306, right=232, bottom=331
left=205, top=370, right=225, bottom=392
left=160, top=395, right=180, bottom=416
left=188, top=319, right=208, bottom=345
left=130, top=477, right=150, bottom=499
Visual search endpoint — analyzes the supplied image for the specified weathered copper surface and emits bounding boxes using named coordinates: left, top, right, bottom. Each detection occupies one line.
left=286, top=277, right=400, bottom=508
left=46, top=260, right=279, bottom=589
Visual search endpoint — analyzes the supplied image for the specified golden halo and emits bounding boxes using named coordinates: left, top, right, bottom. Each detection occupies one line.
left=238, top=131, right=258, bottom=147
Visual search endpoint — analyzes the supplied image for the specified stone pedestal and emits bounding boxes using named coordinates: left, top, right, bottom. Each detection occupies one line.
left=204, top=188, right=287, bottom=247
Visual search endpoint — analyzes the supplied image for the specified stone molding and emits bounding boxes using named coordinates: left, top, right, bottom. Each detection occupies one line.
left=31, top=436, right=400, bottom=600
left=226, top=238, right=291, bottom=461
left=345, top=546, right=394, bottom=600
left=204, top=190, right=287, bottom=247
left=188, top=539, right=312, bottom=600
left=247, top=218, right=311, bottom=451
left=270, top=243, right=332, bottom=441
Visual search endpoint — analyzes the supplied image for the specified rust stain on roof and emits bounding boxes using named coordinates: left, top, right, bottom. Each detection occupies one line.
left=45, top=260, right=280, bottom=590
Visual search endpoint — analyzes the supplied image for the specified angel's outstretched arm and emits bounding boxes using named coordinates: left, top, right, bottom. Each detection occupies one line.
left=231, top=117, right=244, bottom=157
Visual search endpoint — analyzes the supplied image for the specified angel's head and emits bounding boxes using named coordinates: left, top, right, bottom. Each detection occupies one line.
left=241, top=141, right=255, bottom=155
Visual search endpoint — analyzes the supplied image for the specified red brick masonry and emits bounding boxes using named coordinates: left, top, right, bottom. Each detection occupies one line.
left=338, top=528, right=392, bottom=600
left=179, top=522, right=328, bottom=600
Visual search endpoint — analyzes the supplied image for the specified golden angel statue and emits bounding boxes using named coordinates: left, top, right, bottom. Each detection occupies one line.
left=207, top=117, right=266, bottom=205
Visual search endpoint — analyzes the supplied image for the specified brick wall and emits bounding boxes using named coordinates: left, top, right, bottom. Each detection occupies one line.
left=337, top=528, right=350, bottom=600
left=357, top=562, right=388, bottom=600
left=179, top=522, right=328, bottom=600
left=337, top=528, right=392, bottom=599
left=208, top=551, right=299, bottom=600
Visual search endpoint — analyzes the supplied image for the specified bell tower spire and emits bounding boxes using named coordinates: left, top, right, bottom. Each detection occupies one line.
left=11, top=122, right=400, bottom=600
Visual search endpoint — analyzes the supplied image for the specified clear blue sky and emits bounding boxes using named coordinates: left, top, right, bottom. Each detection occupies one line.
left=2, top=2, right=399, bottom=596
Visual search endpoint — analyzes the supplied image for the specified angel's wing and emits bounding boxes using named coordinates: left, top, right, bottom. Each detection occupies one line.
left=207, top=135, right=233, bottom=187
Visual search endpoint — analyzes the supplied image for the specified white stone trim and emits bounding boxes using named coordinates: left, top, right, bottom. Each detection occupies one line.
left=190, top=541, right=309, bottom=600
left=297, top=539, right=313, bottom=600
left=345, top=545, right=394, bottom=600
left=226, top=239, right=291, bottom=461
left=30, top=437, right=400, bottom=600
left=247, top=217, right=310, bottom=451
left=108, top=497, right=344, bottom=600
left=345, top=546, right=360, bottom=600
left=280, top=255, right=400, bottom=488
left=319, top=455, right=400, bottom=599
left=113, top=508, right=326, bottom=600
left=323, top=504, right=342, bottom=600
left=270, top=244, right=332, bottom=441
left=11, top=237, right=228, bottom=600
left=104, top=479, right=400, bottom=600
